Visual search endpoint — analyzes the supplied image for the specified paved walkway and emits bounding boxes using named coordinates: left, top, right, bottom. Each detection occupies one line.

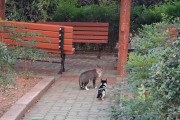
left=18, top=54, right=117, bottom=120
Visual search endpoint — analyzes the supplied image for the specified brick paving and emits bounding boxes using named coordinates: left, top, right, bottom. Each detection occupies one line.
left=19, top=54, right=117, bottom=120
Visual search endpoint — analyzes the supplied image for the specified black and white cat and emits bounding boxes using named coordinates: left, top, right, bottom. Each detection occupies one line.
left=79, top=65, right=102, bottom=90
left=97, top=79, right=107, bottom=100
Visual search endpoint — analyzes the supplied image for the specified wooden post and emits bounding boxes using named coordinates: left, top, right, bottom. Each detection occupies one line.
left=0, top=0, right=5, bottom=20
left=117, top=0, right=131, bottom=76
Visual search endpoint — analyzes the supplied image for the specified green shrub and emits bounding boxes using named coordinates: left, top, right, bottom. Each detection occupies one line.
left=131, top=1, right=180, bottom=31
left=3, top=23, right=47, bottom=73
left=5, top=0, right=61, bottom=22
left=52, top=1, right=119, bottom=51
left=164, top=1, right=180, bottom=18
left=0, top=42, right=16, bottom=88
left=109, top=20, right=180, bottom=119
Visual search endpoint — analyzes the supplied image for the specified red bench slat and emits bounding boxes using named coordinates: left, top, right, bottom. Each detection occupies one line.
left=3, top=21, right=73, bottom=33
left=74, top=35, right=108, bottom=40
left=40, top=22, right=108, bottom=27
left=73, top=27, right=108, bottom=31
left=73, top=39, right=108, bottom=43
left=74, top=31, right=108, bottom=35
left=38, top=22, right=109, bottom=44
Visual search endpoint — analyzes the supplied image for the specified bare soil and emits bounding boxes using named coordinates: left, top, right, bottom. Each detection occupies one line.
left=0, top=76, right=42, bottom=117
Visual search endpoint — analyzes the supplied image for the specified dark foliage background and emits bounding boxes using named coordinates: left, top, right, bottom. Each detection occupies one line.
left=5, top=0, right=180, bottom=51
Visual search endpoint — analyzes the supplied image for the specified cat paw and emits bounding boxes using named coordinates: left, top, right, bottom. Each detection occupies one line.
left=85, top=87, right=89, bottom=90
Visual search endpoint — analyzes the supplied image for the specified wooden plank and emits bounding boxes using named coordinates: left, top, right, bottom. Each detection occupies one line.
left=39, top=22, right=109, bottom=27
left=74, top=35, right=108, bottom=40
left=73, top=39, right=108, bottom=43
left=24, top=37, right=73, bottom=44
left=2, top=38, right=73, bottom=45
left=74, top=31, right=108, bottom=35
left=2, top=21, right=73, bottom=33
left=74, top=27, right=108, bottom=31
left=0, top=0, right=5, bottom=20
left=1, top=40, right=73, bottom=51
left=0, top=32, right=73, bottom=39
left=21, top=29, right=73, bottom=38
left=35, top=44, right=73, bottom=51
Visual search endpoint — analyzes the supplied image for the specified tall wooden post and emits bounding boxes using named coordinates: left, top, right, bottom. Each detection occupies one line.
left=0, top=0, right=5, bottom=20
left=117, top=0, right=131, bottom=76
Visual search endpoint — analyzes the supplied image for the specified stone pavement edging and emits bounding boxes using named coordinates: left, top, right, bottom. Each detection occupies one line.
left=0, top=76, right=55, bottom=120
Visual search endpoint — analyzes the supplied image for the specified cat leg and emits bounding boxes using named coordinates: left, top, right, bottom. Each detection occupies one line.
left=101, top=91, right=105, bottom=100
left=93, top=78, right=97, bottom=88
left=84, top=82, right=89, bottom=90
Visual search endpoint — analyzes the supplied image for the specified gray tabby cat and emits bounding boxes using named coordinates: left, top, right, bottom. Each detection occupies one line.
left=79, top=66, right=102, bottom=90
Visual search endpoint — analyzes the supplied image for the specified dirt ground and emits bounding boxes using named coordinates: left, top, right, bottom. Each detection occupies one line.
left=0, top=76, right=42, bottom=117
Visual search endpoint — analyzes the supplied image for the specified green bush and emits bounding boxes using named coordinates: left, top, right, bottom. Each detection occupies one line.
left=52, top=1, right=180, bottom=51
left=0, top=42, right=16, bottom=88
left=52, top=1, right=119, bottom=51
left=164, top=1, right=180, bottom=18
left=5, top=0, right=61, bottom=22
left=131, top=1, right=180, bottom=31
left=109, top=19, right=180, bottom=119
left=131, top=5, right=162, bottom=31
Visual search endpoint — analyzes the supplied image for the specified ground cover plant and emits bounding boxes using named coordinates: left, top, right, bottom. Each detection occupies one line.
left=0, top=21, right=47, bottom=88
left=109, top=18, right=180, bottom=119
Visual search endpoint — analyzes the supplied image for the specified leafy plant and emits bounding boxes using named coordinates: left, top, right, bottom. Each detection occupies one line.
left=109, top=20, right=180, bottom=119
left=0, top=42, right=16, bottom=89
left=5, top=0, right=61, bottom=22
left=1, top=22, right=47, bottom=76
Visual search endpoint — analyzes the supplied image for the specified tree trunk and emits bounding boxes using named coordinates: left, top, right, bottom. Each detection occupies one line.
left=0, top=0, right=5, bottom=19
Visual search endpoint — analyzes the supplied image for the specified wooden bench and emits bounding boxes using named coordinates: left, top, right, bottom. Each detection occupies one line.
left=0, top=21, right=75, bottom=74
left=39, top=22, right=109, bottom=58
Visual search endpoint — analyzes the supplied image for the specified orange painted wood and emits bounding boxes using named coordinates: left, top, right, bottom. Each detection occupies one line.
left=0, top=0, right=5, bottom=20
left=2, top=37, right=73, bottom=45
left=0, top=21, right=75, bottom=55
left=73, top=39, right=108, bottom=43
left=0, top=32, right=72, bottom=44
left=3, top=21, right=73, bottom=33
left=74, top=31, right=108, bottom=35
left=117, top=0, right=132, bottom=76
left=35, top=44, right=73, bottom=51
left=2, top=39, right=73, bottom=51
left=39, top=22, right=109, bottom=27
left=74, top=27, right=108, bottom=31
left=0, top=31, right=73, bottom=39
left=168, top=28, right=178, bottom=39
left=38, top=21, right=109, bottom=44
left=24, top=37, right=73, bottom=44
left=74, top=35, right=108, bottom=40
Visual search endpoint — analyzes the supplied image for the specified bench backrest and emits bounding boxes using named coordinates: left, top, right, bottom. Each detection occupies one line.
left=0, top=21, right=75, bottom=54
left=39, top=22, right=109, bottom=44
